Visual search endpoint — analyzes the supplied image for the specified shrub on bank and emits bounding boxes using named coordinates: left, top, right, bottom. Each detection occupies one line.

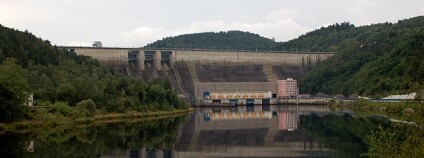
left=351, top=99, right=369, bottom=108
left=75, top=99, right=96, bottom=117
left=48, top=101, right=74, bottom=117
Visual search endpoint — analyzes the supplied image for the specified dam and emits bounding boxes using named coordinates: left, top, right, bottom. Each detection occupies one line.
left=64, top=47, right=333, bottom=104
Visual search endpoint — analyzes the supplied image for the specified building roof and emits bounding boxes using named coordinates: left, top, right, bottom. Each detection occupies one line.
left=381, top=93, right=416, bottom=100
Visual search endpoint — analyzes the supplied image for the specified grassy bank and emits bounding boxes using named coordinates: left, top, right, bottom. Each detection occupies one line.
left=334, top=99, right=424, bottom=124
left=0, top=108, right=193, bottom=134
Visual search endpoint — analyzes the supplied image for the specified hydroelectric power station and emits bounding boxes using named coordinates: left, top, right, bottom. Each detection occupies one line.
left=63, top=46, right=333, bottom=105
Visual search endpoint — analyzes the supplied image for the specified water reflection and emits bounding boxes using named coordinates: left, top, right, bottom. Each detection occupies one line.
left=2, top=105, right=387, bottom=158
left=0, top=116, right=187, bottom=158
left=174, top=105, right=338, bottom=157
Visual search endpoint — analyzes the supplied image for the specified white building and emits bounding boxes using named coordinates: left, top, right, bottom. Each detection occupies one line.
left=92, top=41, right=102, bottom=48
left=382, top=92, right=416, bottom=100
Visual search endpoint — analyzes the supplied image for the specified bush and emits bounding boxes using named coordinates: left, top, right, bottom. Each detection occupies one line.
left=106, top=98, right=126, bottom=113
left=48, top=101, right=74, bottom=117
left=36, top=108, right=63, bottom=125
left=75, top=99, right=96, bottom=117
left=351, top=99, right=369, bottom=108
left=34, top=100, right=52, bottom=107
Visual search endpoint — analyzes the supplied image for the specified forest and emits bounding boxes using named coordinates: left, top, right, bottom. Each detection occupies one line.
left=144, top=30, right=277, bottom=51
left=296, top=16, right=424, bottom=97
left=0, top=24, right=189, bottom=122
left=144, top=23, right=356, bottom=52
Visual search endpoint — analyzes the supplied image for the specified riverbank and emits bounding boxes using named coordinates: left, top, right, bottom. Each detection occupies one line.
left=0, top=108, right=193, bottom=134
left=333, top=99, right=424, bottom=125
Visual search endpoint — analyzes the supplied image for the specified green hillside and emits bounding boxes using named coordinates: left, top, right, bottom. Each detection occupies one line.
left=296, top=16, right=424, bottom=97
left=0, top=24, right=188, bottom=122
left=274, top=22, right=355, bottom=52
left=144, top=30, right=276, bottom=51
left=143, top=16, right=424, bottom=97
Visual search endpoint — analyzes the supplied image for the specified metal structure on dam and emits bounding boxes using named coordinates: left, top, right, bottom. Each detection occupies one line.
left=63, top=46, right=334, bottom=104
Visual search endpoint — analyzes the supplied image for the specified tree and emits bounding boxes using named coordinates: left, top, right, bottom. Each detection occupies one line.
left=0, top=24, right=190, bottom=116
left=56, top=83, right=78, bottom=105
left=299, top=16, right=424, bottom=96
left=0, top=58, right=30, bottom=122
left=75, top=99, right=97, bottom=117
left=143, top=31, right=278, bottom=51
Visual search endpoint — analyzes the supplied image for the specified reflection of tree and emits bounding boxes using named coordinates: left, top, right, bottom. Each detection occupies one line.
left=299, top=114, right=391, bottom=158
left=367, top=124, right=424, bottom=157
left=0, top=115, right=188, bottom=157
left=0, top=133, right=28, bottom=157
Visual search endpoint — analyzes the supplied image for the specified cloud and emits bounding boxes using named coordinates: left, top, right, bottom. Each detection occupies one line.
left=66, top=41, right=92, bottom=47
left=122, top=9, right=311, bottom=46
left=348, top=0, right=377, bottom=25
left=267, top=9, right=302, bottom=22
left=348, top=0, right=424, bottom=26
left=122, top=26, right=168, bottom=45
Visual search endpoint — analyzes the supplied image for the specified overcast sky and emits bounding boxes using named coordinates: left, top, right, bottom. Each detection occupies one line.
left=1, top=0, right=423, bottom=47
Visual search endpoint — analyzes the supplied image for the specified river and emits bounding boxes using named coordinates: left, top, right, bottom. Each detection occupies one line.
left=1, top=105, right=393, bottom=157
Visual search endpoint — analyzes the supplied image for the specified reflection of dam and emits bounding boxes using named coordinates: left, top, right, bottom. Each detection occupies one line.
left=64, top=47, right=333, bottom=102
left=172, top=105, right=336, bottom=158
left=100, top=105, right=348, bottom=158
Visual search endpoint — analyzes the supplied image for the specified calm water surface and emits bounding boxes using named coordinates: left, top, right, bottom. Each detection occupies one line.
left=1, top=105, right=390, bottom=157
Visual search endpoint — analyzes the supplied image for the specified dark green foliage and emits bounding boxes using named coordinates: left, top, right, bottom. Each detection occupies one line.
left=366, top=125, right=424, bottom=157
left=344, top=28, right=424, bottom=96
left=144, top=30, right=276, bottom=51
left=47, top=102, right=74, bottom=117
left=0, top=59, right=30, bottom=122
left=75, top=99, right=96, bottom=117
left=275, top=22, right=355, bottom=52
left=0, top=24, right=189, bottom=122
left=299, top=16, right=424, bottom=96
left=0, top=25, right=97, bottom=68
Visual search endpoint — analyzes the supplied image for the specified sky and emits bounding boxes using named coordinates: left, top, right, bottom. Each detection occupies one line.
left=1, top=0, right=423, bottom=47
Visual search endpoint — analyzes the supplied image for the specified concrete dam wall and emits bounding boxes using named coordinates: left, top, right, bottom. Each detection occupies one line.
left=66, top=47, right=333, bottom=102
left=69, top=47, right=332, bottom=64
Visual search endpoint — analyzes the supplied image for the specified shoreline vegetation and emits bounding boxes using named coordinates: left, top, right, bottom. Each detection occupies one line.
left=330, top=99, right=424, bottom=157
left=0, top=108, right=193, bottom=134
left=331, top=99, right=424, bottom=124
left=0, top=24, right=191, bottom=124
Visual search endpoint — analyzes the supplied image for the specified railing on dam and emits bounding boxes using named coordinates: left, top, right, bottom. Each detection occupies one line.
left=57, top=46, right=334, bottom=54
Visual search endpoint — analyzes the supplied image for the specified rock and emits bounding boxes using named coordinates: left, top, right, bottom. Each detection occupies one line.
left=402, top=108, right=414, bottom=115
